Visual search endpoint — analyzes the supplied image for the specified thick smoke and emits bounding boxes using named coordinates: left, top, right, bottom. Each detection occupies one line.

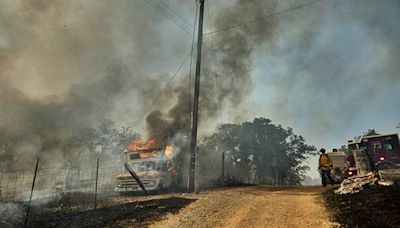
left=143, top=0, right=279, bottom=186
left=0, top=0, right=182, bottom=169
left=1, top=0, right=399, bottom=178
left=0, top=61, right=161, bottom=168
left=146, top=0, right=278, bottom=144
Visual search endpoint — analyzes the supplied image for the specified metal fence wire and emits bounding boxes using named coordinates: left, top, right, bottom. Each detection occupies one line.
left=0, top=160, right=125, bottom=203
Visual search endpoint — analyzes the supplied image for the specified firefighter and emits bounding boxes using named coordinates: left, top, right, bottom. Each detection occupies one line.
left=318, top=148, right=335, bottom=187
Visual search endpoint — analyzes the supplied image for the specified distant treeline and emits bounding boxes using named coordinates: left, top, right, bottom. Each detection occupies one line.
left=0, top=118, right=139, bottom=170
left=1, top=115, right=316, bottom=187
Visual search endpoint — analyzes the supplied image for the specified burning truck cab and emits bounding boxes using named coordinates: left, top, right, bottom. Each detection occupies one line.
left=115, top=142, right=176, bottom=192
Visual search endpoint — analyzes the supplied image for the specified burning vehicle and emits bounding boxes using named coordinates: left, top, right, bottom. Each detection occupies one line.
left=115, top=139, right=177, bottom=192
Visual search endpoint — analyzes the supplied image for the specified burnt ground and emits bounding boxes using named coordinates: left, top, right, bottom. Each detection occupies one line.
left=30, top=197, right=195, bottom=228
left=5, top=185, right=400, bottom=227
left=2, top=186, right=335, bottom=228
left=1, top=192, right=196, bottom=228
left=323, top=185, right=400, bottom=228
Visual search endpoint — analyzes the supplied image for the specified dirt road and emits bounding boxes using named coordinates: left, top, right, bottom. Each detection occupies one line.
left=151, top=186, right=339, bottom=228
left=15, top=186, right=339, bottom=227
left=14, top=184, right=398, bottom=227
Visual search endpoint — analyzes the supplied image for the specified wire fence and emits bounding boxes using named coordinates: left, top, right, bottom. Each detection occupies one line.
left=0, top=154, right=233, bottom=226
left=0, top=158, right=180, bottom=227
left=0, top=159, right=125, bottom=203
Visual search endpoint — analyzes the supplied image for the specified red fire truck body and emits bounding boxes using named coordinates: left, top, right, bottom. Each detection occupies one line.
left=345, top=133, right=400, bottom=177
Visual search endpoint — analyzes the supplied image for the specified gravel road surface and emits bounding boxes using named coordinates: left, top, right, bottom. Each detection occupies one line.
left=151, top=185, right=339, bottom=228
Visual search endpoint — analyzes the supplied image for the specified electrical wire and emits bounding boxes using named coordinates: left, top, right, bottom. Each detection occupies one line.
left=146, top=0, right=193, bottom=34
left=203, top=0, right=326, bottom=36
left=143, top=0, right=193, bottom=36
left=148, top=52, right=191, bottom=109
left=147, top=0, right=192, bottom=30
left=132, top=1, right=199, bottom=127
left=159, top=0, right=193, bottom=28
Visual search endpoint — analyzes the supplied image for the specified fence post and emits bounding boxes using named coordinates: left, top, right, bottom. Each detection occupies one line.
left=94, top=157, right=99, bottom=210
left=24, top=158, right=39, bottom=227
left=221, top=152, right=225, bottom=180
left=195, top=146, right=199, bottom=194
left=0, top=171, right=2, bottom=199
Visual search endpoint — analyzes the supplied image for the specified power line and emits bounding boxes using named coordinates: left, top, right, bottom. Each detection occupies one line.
left=203, top=0, right=326, bottom=36
left=148, top=52, right=191, bottom=109
left=132, top=1, right=198, bottom=127
left=146, top=0, right=193, bottom=35
left=143, top=0, right=193, bottom=36
left=159, top=0, right=193, bottom=28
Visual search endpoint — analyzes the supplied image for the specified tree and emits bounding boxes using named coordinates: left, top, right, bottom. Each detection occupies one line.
left=200, top=118, right=316, bottom=186
left=67, top=118, right=139, bottom=165
left=363, top=129, right=379, bottom=136
left=200, top=123, right=242, bottom=184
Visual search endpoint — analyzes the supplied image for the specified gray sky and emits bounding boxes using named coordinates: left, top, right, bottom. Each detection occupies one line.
left=245, top=0, right=400, bottom=177
left=1, top=0, right=399, bottom=177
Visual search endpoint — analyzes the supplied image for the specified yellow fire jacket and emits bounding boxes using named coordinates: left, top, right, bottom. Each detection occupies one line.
left=318, top=154, right=332, bottom=171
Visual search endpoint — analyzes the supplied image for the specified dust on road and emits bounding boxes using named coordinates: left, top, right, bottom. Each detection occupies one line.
left=151, top=186, right=339, bottom=228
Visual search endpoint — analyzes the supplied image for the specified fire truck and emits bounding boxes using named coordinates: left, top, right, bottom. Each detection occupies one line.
left=326, top=149, right=348, bottom=182
left=115, top=146, right=176, bottom=192
left=345, top=133, right=400, bottom=177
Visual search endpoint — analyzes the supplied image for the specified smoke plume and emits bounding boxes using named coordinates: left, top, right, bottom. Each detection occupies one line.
left=146, top=0, right=278, bottom=144
left=1, top=0, right=279, bottom=168
left=1, top=0, right=399, bottom=176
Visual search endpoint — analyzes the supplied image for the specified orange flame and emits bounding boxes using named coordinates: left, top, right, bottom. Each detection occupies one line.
left=139, top=153, right=149, bottom=159
left=128, top=138, right=174, bottom=160
left=138, top=152, right=158, bottom=158
left=128, top=138, right=159, bottom=152
left=165, top=145, right=174, bottom=159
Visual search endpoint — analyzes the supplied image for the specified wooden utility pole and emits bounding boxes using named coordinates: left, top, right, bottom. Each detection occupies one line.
left=189, top=0, right=205, bottom=193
